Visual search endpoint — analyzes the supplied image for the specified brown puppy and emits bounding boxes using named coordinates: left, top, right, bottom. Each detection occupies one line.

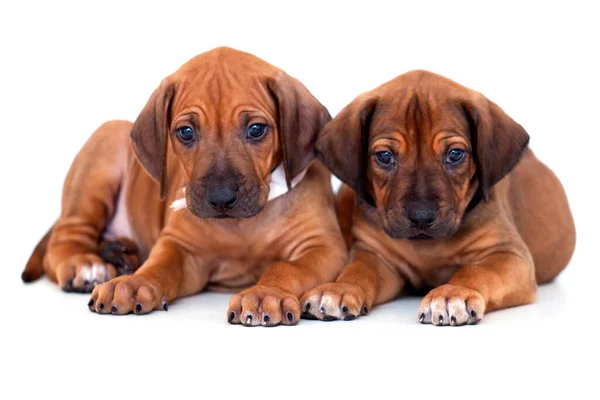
left=22, top=47, right=347, bottom=326
left=302, top=70, right=575, bottom=325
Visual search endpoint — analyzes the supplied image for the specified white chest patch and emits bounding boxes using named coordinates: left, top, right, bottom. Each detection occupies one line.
left=169, top=163, right=307, bottom=211
left=105, top=187, right=134, bottom=240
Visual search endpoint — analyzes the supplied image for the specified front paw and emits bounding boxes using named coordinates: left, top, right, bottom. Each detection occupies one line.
left=227, top=285, right=300, bottom=327
left=300, top=282, right=369, bottom=321
left=88, top=275, right=167, bottom=315
left=56, top=254, right=117, bottom=293
left=419, top=284, right=485, bottom=326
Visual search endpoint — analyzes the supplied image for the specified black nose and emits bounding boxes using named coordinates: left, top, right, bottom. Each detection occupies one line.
left=207, top=187, right=239, bottom=211
left=407, top=203, right=437, bottom=229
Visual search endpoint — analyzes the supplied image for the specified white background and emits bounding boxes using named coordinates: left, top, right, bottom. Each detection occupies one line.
left=1, top=1, right=598, bottom=399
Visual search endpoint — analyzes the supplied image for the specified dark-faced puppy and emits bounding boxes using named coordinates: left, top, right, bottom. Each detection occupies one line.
left=302, top=70, right=575, bottom=325
left=22, top=47, right=347, bottom=326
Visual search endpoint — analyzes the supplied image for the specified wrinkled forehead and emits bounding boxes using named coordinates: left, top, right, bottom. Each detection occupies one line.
left=370, top=84, right=471, bottom=143
left=169, top=51, right=279, bottom=123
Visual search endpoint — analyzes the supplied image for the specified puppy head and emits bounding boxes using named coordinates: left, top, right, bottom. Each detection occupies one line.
left=130, top=47, right=329, bottom=219
left=317, top=70, right=529, bottom=239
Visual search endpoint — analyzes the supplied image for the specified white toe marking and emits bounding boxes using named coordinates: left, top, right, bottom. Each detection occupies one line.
left=430, top=298, right=448, bottom=325
left=304, top=295, right=321, bottom=315
left=78, top=266, right=92, bottom=282
left=420, top=309, right=431, bottom=323
left=91, top=264, right=107, bottom=282
left=319, top=295, right=341, bottom=318
left=242, top=311, right=260, bottom=326
left=447, top=298, right=469, bottom=325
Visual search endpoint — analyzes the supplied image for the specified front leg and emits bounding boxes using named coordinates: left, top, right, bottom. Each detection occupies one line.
left=227, top=244, right=347, bottom=327
left=419, top=252, right=537, bottom=326
left=300, top=247, right=405, bottom=321
left=88, top=237, right=210, bottom=315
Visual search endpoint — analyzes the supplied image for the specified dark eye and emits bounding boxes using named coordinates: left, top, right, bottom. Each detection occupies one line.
left=375, top=151, right=395, bottom=167
left=446, top=149, right=465, bottom=164
left=247, top=123, right=267, bottom=141
left=176, top=126, right=195, bottom=144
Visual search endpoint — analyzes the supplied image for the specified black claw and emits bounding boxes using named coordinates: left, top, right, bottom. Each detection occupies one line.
left=361, top=306, right=369, bottom=315
left=451, top=316, right=456, bottom=325
left=87, top=299, right=94, bottom=307
left=305, top=303, right=311, bottom=312
left=319, top=306, right=326, bottom=314
left=245, top=315, right=253, bottom=325
left=98, top=303, right=104, bottom=311
left=83, top=280, right=90, bottom=286
left=419, top=313, right=425, bottom=322
left=286, top=312, right=294, bottom=324
left=228, top=312, right=235, bottom=323
left=163, top=303, right=168, bottom=312
left=135, top=304, right=142, bottom=314
left=302, top=312, right=318, bottom=320
left=438, top=314, right=443, bottom=324
left=471, top=309, right=477, bottom=318
left=343, top=314, right=356, bottom=321
left=341, top=305, right=348, bottom=313
left=263, top=315, right=270, bottom=324
left=63, top=280, right=73, bottom=292
left=111, top=306, right=118, bottom=314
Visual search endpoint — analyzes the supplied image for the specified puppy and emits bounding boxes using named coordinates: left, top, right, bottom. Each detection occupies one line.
left=22, top=47, right=347, bottom=326
left=302, top=70, right=575, bottom=325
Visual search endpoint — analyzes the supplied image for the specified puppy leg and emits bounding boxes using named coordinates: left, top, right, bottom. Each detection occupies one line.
left=227, top=242, right=347, bottom=327
left=419, top=252, right=537, bottom=326
left=300, top=248, right=404, bottom=321
left=88, top=236, right=210, bottom=315
left=44, top=121, right=131, bottom=292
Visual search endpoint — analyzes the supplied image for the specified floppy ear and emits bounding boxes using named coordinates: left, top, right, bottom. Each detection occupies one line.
left=464, top=96, right=530, bottom=201
left=267, top=72, right=331, bottom=188
left=315, top=95, right=377, bottom=205
left=130, top=79, right=176, bottom=200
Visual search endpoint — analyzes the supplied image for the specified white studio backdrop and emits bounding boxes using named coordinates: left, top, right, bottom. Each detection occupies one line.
left=0, top=1, right=598, bottom=400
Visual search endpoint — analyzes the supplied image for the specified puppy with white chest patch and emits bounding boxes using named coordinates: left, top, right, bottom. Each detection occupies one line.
left=302, top=70, right=576, bottom=325
left=22, top=47, right=347, bottom=326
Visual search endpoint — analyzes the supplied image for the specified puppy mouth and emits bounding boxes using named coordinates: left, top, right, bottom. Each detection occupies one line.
left=189, top=207, right=261, bottom=219
left=383, top=209, right=460, bottom=240
left=213, top=214, right=234, bottom=219
left=383, top=223, right=446, bottom=240
left=408, top=233, right=434, bottom=240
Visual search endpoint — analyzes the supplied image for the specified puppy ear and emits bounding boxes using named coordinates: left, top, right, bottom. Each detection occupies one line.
left=315, top=95, right=377, bottom=205
left=267, top=72, right=331, bottom=188
left=464, top=96, right=530, bottom=201
left=130, top=79, right=176, bottom=200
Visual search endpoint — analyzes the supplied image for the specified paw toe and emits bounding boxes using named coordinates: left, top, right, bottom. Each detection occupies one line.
left=281, top=297, right=300, bottom=325
left=227, top=286, right=299, bottom=327
left=318, top=292, right=342, bottom=320
left=300, top=283, right=367, bottom=322
left=88, top=275, right=163, bottom=315
left=419, top=285, right=485, bottom=326
left=227, top=294, right=243, bottom=324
